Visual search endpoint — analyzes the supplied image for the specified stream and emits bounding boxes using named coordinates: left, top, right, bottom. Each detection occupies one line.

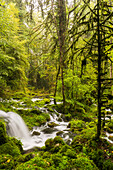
left=1, top=97, right=113, bottom=151
left=0, top=98, right=75, bottom=151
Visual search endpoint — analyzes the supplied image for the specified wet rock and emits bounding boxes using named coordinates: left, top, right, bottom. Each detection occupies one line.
left=56, top=131, right=64, bottom=136
left=109, top=135, right=113, bottom=141
left=32, top=131, right=40, bottom=136
left=61, top=114, right=68, bottom=122
left=67, top=123, right=71, bottom=128
left=65, top=139, right=72, bottom=145
left=42, top=128, right=58, bottom=134
left=30, top=109, right=42, bottom=115
left=48, top=122, right=59, bottom=128
left=57, top=117, right=62, bottom=122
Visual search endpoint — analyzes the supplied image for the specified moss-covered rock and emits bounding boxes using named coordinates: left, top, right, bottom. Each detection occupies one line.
left=103, top=159, right=113, bottom=170
left=16, top=152, right=35, bottom=163
left=56, top=131, right=63, bottom=136
left=69, top=119, right=86, bottom=132
left=9, top=137, right=23, bottom=153
left=32, top=131, right=40, bottom=136
left=15, top=156, right=50, bottom=170
left=48, top=122, right=59, bottom=127
left=0, top=154, right=15, bottom=170
left=75, top=153, right=98, bottom=170
left=45, top=136, right=65, bottom=153
left=108, top=135, right=113, bottom=141
left=0, top=140, right=21, bottom=156
left=0, top=121, right=7, bottom=145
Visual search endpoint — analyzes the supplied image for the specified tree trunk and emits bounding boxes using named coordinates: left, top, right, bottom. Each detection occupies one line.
left=57, top=0, right=67, bottom=109
left=97, top=0, right=102, bottom=139
left=54, top=65, right=60, bottom=104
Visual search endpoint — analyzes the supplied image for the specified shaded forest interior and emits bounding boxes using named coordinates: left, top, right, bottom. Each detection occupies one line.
left=0, top=0, right=113, bottom=169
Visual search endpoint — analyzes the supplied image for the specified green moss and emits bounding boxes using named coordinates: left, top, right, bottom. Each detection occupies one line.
left=0, top=121, right=7, bottom=145
left=75, top=153, right=98, bottom=170
left=15, top=156, right=50, bottom=170
left=45, top=137, right=65, bottom=153
left=0, top=140, right=21, bottom=157
left=17, top=109, right=50, bottom=129
left=0, top=154, right=15, bottom=170
left=69, top=119, right=86, bottom=132
left=88, top=149, right=105, bottom=169
left=65, top=113, right=72, bottom=121
left=48, top=122, right=59, bottom=127
left=103, top=159, right=113, bottom=170
left=16, top=152, right=35, bottom=163
left=9, top=137, right=23, bottom=153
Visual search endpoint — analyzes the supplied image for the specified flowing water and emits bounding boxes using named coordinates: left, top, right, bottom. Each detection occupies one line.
left=0, top=99, right=74, bottom=151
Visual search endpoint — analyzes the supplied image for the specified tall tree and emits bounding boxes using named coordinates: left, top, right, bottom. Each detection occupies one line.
left=68, top=0, right=113, bottom=138
left=57, top=0, right=67, bottom=108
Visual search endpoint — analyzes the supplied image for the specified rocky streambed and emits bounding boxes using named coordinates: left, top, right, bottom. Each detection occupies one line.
left=0, top=98, right=76, bottom=151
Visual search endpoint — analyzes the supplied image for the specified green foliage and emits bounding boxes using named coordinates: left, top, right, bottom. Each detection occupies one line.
left=0, top=1, right=29, bottom=97
left=0, top=121, right=8, bottom=145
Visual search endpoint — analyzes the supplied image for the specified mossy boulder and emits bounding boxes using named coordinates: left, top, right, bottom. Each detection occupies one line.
left=32, top=131, right=40, bottom=136
left=16, top=152, right=35, bottom=163
left=75, top=153, right=98, bottom=170
left=69, top=119, right=86, bottom=132
left=48, top=122, right=59, bottom=128
left=108, top=135, right=113, bottom=141
left=0, top=121, right=7, bottom=145
left=30, top=109, right=42, bottom=115
left=56, top=131, right=63, bottom=136
left=45, top=136, right=65, bottom=152
left=15, top=156, right=50, bottom=170
left=0, top=154, right=15, bottom=170
left=0, top=140, right=21, bottom=157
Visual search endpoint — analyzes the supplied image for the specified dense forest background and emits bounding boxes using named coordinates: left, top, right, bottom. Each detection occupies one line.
left=0, top=0, right=113, bottom=169
left=0, top=0, right=113, bottom=137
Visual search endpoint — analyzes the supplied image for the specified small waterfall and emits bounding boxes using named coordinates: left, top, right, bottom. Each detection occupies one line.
left=0, top=107, right=73, bottom=151
left=0, top=110, right=40, bottom=151
left=7, top=112, right=30, bottom=139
